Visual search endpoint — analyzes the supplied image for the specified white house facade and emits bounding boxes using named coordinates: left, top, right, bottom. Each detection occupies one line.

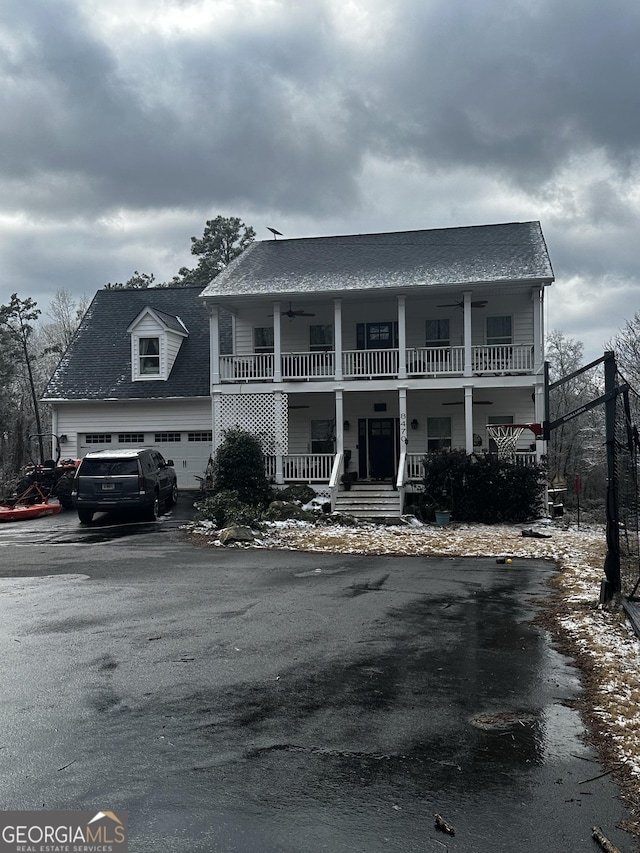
left=44, top=222, right=554, bottom=517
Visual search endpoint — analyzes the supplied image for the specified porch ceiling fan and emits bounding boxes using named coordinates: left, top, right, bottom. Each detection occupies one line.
left=437, top=299, right=488, bottom=309
left=269, top=302, right=315, bottom=318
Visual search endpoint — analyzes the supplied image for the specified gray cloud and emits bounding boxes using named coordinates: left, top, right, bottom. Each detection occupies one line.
left=1, top=0, right=640, bottom=362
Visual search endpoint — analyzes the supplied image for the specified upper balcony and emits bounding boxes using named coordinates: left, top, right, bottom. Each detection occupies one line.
left=218, top=343, right=535, bottom=383
left=209, top=282, right=546, bottom=389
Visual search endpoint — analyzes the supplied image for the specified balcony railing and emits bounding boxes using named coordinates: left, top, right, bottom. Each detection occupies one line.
left=282, top=351, right=334, bottom=380
left=473, top=345, right=533, bottom=374
left=342, top=348, right=399, bottom=378
left=220, top=353, right=274, bottom=381
left=406, top=346, right=464, bottom=375
left=220, top=344, right=534, bottom=382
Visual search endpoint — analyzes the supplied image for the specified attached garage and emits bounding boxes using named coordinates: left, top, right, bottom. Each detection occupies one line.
left=42, top=286, right=214, bottom=492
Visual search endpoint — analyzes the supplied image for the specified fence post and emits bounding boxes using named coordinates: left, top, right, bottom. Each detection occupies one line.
left=603, top=351, right=621, bottom=597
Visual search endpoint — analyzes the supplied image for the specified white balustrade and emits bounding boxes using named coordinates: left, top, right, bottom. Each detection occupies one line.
left=472, top=344, right=533, bottom=374
left=282, top=454, right=334, bottom=481
left=281, top=351, right=335, bottom=380
left=221, top=343, right=534, bottom=383
left=406, top=347, right=463, bottom=375
left=406, top=453, right=425, bottom=480
left=342, top=349, right=399, bottom=378
left=220, top=353, right=275, bottom=381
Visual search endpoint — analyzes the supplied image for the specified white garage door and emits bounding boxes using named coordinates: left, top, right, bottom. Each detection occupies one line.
left=78, top=431, right=212, bottom=489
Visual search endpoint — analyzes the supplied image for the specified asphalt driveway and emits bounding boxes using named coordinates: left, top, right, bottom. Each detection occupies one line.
left=0, top=521, right=634, bottom=852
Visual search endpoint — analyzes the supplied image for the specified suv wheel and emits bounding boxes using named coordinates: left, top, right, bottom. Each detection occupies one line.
left=166, top=482, right=178, bottom=507
left=145, top=492, right=160, bottom=522
left=78, top=510, right=93, bottom=524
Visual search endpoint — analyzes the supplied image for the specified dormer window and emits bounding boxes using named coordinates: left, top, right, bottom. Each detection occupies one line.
left=139, top=337, right=160, bottom=375
left=127, top=306, right=189, bottom=382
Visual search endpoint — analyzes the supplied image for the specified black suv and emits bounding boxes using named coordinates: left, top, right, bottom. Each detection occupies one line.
left=72, top=448, right=178, bottom=524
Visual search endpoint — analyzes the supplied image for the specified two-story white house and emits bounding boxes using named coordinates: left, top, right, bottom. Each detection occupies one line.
left=44, top=221, right=553, bottom=517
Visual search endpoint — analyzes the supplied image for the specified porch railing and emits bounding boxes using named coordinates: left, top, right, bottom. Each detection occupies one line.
left=219, top=343, right=534, bottom=381
left=406, top=453, right=425, bottom=480
left=342, top=348, right=399, bottom=378
left=264, top=454, right=334, bottom=482
left=281, top=351, right=334, bottom=380
left=406, top=346, right=464, bottom=375
left=282, top=454, right=334, bottom=481
left=220, top=353, right=274, bottom=381
left=472, top=344, right=533, bottom=374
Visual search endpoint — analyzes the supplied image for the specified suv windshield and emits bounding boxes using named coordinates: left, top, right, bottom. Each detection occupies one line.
left=80, top=459, right=139, bottom=476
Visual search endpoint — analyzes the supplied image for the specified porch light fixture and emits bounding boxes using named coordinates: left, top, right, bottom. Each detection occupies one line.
left=59, top=434, right=68, bottom=444
left=343, top=420, right=350, bottom=431
left=411, top=419, right=419, bottom=430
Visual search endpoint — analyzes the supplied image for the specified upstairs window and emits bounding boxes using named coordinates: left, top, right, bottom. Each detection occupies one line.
left=139, top=337, right=160, bottom=375
left=486, top=316, right=512, bottom=346
left=426, top=319, right=450, bottom=347
left=254, top=327, right=274, bottom=353
left=309, top=324, right=333, bottom=352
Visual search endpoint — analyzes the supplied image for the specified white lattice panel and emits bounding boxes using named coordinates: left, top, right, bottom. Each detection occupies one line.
left=218, top=393, right=288, bottom=455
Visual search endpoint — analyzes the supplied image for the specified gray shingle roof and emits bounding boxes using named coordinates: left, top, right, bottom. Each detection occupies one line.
left=201, top=221, right=553, bottom=299
left=43, top=287, right=209, bottom=401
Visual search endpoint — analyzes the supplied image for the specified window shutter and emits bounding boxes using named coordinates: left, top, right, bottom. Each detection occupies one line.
left=356, top=324, right=365, bottom=350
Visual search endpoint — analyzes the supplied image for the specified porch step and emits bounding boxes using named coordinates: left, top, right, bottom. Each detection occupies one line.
left=334, top=483, right=401, bottom=520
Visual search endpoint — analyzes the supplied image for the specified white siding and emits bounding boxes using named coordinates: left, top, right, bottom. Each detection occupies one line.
left=166, top=330, right=185, bottom=374
left=52, top=399, right=212, bottom=488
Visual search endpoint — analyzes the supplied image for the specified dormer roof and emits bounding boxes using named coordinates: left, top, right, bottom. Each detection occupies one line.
left=126, top=306, right=189, bottom=336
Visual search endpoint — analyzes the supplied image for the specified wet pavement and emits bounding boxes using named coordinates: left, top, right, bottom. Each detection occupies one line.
left=0, top=507, right=635, bottom=852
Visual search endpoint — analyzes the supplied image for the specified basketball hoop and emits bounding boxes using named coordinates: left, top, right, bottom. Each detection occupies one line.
left=485, top=423, right=542, bottom=459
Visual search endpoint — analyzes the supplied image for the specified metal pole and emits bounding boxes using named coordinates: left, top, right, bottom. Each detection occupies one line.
left=603, top=351, right=621, bottom=597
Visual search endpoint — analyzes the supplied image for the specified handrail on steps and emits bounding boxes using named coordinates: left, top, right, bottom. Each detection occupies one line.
left=329, top=451, right=344, bottom=511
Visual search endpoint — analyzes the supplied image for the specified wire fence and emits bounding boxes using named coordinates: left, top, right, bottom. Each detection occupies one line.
left=613, top=367, right=640, bottom=599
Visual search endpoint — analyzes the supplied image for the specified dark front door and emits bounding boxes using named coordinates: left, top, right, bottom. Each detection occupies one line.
left=368, top=418, right=395, bottom=479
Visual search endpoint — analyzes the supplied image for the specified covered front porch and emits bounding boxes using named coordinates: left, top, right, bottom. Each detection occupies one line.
left=213, top=387, right=544, bottom=512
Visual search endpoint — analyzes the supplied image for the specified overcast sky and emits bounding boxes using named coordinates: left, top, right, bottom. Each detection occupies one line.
left=2, top=0, right=639, bottom=362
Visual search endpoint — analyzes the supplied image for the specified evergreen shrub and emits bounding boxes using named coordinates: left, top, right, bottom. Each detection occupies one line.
left=421, top=449, right=546, bottom=524
left=210, top=428, right=273, bottom=507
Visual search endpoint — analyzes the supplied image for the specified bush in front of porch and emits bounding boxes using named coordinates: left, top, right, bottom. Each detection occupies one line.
left=210, top=428, right=273, bottom=507
left=420, top=449, right=546, bottom=524
left=197, top=428, right=274, bottom=527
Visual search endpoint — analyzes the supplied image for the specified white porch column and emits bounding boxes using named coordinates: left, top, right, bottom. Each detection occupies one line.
left=532, top=284, right=543, bottom=370
left=398, top=386, right=408, bottom=446
left=273, top=301, right=282, bottom=382
left=397, top=295, right=407, bottom=379
left=464, top=385, right=474, bottom=453
left=209, top=305, right=220, bottom=386
left=335, top=388, right=344, bottom=455
left=463, top=290, right=473, bottom=377
left=334, top=298, right=343, bottom=380
left=274, top=390, right=284, bottom=484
